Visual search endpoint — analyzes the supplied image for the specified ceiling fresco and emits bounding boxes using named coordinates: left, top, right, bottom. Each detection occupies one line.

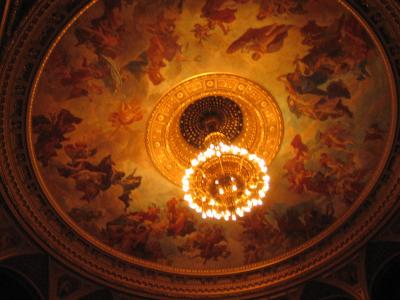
left=29, top=0, right=395, bottom=272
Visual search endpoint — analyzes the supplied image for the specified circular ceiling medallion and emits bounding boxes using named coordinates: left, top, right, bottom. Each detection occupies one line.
left=146, top=73, right=284, bottom=185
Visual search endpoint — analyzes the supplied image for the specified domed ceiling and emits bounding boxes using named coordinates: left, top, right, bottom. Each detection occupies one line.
left=1, top=0, right=399, bottom=297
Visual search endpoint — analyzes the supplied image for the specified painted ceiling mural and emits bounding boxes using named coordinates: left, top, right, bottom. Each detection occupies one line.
left=30, top=0, right=394, bottom=270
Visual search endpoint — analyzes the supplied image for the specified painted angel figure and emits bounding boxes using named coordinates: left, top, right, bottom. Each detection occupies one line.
left=227, top=24, right=293, bottom=60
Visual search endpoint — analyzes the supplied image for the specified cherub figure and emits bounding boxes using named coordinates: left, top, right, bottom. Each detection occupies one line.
left=109, top=101, right=143, bottom=134
left=145, top=13, right=182, bottom=85
left=283, top=135, right=315, bottom=194
left=58, top=148, right=142, bottom=209
left=105, top=205, right=165, bottom=260
left=200, top=0, right=238, bottom=35
left=193, top=0, right=249, bottom=42
left=32, top=109, right=82, bottom=166
left=192, top=23, right=212, bottom=44
left=364, top=123, right=385, bottom=142
left=58, top=154, right=124, bottom=201
left=255, top=0, right=308, bottom=20
left=227, top=24, right=293, bottom=60
left=317, top=124, right=353, bottom=150
left=166, top=198, right=195, bottom=237
left=59, top=55, right=121, bottom=100
left=280, top=15, right=372, bottom=121
left=74, top=0, right=125, bottom=58
left=179, top=224, right=230, bottom=264
left=117, top=170, right=142, bottom=210
left=240, top=206, right=283, bottom=263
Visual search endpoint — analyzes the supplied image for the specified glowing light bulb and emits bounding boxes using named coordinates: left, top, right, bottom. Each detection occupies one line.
left=236, top=207, right=244, bottom=217
left=221, top=144, right=229, bottom=152
left=240, top=149, right=248, bottom=155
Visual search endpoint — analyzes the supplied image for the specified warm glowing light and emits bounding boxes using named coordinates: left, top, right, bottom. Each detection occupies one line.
left=182, top=138, right=270, bottom=221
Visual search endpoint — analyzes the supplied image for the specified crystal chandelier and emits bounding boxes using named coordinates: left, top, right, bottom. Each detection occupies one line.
left=182, top=132, right=270, bottom=221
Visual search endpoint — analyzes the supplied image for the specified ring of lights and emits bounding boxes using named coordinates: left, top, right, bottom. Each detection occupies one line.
left=182, top=137, right=270, bottom=221
left=146, top=73, right=284, bottom=186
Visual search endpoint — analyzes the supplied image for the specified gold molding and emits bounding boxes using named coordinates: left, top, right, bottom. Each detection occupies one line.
left=0, top=0, right=11, bottom=43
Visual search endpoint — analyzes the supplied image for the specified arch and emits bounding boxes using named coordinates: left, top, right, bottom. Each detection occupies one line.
left=0, top=266, right=42, bottom=300
left=300, top=281, right=355, bottom=300
left=370, top=254, right=400, bottom=300
left=78, top=289, right=114, bottom=300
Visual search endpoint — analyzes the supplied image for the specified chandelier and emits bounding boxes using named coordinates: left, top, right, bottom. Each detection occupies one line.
left=146, top=74, right=283, bottom=222
left=180, top=97, right=271, bottom=221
